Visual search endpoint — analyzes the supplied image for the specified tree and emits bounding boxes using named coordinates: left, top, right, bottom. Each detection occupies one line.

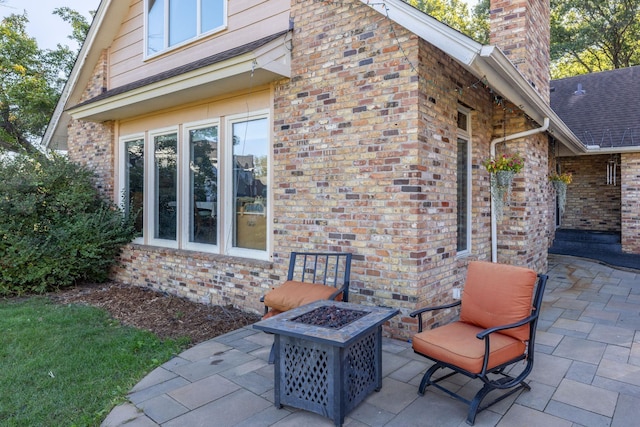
left=0, top=10, right=90, bottom=155
left=405, top=0, right=490, bottom=44
left=551, top=0, right=640, bottom=78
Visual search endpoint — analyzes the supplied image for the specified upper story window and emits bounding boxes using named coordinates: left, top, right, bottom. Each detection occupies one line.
left=146, top=0, right=227, bottom=57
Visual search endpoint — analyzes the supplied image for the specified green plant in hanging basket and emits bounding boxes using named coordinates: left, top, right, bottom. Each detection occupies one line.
left=549, top=172, right=572, bottom=214
left=483, top=153, right=524, bottom=174
left=484, top=153, right=524, bottom=220
left=549, top=172, right=572, bottom=184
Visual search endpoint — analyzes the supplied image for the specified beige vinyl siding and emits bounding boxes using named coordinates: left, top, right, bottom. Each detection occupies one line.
left=108, top=0, right=290, bottom=89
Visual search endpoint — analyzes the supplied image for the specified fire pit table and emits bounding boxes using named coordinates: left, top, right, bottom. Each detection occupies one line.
left=253, top=300, right=399, bottom=426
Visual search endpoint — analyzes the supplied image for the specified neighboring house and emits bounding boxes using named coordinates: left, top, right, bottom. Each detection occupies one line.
left=550, top=67, right=640, bottom=253
left=43, top=0, right=638, bottom=339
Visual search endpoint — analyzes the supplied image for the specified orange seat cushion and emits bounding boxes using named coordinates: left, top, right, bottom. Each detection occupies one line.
left=412, top=321, right=526, bottom=374
left=263, top=281, right=342, bottom=312
left=460, top=261, right=537, bottom=341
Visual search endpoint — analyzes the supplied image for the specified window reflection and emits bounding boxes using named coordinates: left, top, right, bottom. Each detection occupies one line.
left=147, top=0, right=225, bottom=55
left=125, top=139, right=144, bottom=236
left=232, top=118, right=268, bottom=251
left=190, top=126, right=218, bottom=245
left=154, top=133, right=178, bottom=240
left=169, top=0, right=196, bottom=46
left=147, top=0, right=164, bottom=55
left=202, top=0, right=225, bottom=33
left=456, top=137, right=468, bottom=252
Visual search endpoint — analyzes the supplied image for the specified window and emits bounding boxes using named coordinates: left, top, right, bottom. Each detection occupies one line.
left=456, top=109, right=471, bottom=254
left=185, top=123, right=219, bottom=250
left=120, top=136, right=145, bottom=242
left=118, top=112, right=269, bottom=259
left=151, top=130, right=178, bottom=246
left=228, top=115, right=269, bottom=255
left=146, top=0, right=226, bottom=56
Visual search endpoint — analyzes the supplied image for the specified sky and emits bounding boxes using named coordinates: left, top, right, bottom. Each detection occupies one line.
left=0, top=0, right=101, bottom=51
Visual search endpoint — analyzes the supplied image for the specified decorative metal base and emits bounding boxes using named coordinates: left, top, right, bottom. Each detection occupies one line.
left=275, top=329, right=379, bottom=426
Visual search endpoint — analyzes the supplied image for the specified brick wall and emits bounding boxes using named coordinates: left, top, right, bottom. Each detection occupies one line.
left=556, top=155, right=621, bottom=231
left=113, top=245, right=278, bottom=307
left=490, top=0, right=550, bottom=103
left=273, top=0, right=534, bottom=337
left=489, top=0, right=552, bottom=271
left=67, top=50, right=114, bottom=198
left=621, top=153, right=640, bottom=253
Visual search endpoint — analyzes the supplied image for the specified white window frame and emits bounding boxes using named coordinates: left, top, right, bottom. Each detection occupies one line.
left=118, top=133, right=146, bottom=245
left=181, top=119, right=220, bottom=253
left=224, top=110, right=271, bottom=261
left=144, top=0, right=228, bottom=59
left=148, top=126, right=180, bottom=249
left=456, top=107, right=472, bottom=256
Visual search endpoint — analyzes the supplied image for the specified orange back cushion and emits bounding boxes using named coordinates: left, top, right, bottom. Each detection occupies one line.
left=263, top=281, right=342, bottom=312
left=459, top=261, right=537, bottom=341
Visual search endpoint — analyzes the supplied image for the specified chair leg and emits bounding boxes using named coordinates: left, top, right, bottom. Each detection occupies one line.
left=418, top=363, right=456, bottom=395
left=466, top=378, right=531, bottom=425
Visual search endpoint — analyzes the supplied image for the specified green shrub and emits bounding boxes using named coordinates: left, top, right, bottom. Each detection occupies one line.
left=0, top=154, right=136, bottom=295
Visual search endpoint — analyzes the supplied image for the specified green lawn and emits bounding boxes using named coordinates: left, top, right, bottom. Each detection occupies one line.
left=0, top=297, right=188, bottom=426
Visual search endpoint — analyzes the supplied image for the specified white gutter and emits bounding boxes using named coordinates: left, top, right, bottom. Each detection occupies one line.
left=489, top=117, right=549, bottom=262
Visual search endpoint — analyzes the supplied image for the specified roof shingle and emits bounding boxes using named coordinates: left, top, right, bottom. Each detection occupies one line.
left=550, top=66, right=640, bottom=147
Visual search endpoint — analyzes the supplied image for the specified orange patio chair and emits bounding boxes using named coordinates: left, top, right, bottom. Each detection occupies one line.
left=409, top=261, right=548, bottom=425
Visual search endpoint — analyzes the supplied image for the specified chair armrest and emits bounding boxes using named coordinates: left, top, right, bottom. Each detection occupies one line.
left=476, top=312, right=538, bottom=339
left=409, top=300, right=461, bottom=332
left=475, top=311, right=539, bottom=376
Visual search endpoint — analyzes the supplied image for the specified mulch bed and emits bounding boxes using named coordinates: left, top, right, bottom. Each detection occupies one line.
left=50, top=282, right=262, bottom=346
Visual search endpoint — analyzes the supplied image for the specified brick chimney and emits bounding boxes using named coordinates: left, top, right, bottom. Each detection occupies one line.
left=489, top=0, right=550, bottom=104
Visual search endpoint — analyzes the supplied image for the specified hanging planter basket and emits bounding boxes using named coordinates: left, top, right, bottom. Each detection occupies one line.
left=549, top=172, right=572, bottom=216
left=484, top=153, right=524, bottom=221
left=552, top=180, right=568, bottom=214
left=490, top=172, right=515, bottom=221
left=495, top=170, right=515, bottom=188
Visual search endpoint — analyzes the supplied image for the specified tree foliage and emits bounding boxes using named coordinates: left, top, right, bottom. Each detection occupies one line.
left=0, top=9, right=90, bottom=155
left=550, top=0, right=640, bottom=78
left=405, top=0, right=490, bottom=44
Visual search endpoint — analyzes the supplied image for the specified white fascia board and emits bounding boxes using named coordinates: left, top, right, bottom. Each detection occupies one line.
left=253, top=35, right=292, bottom=78
left=359, top=0, right=482, bottom=66
left=475, top=46, right=587, bottom=154
left=67, top=53, right=257, bottom=120
left=67, top=36, right=291, bottom=121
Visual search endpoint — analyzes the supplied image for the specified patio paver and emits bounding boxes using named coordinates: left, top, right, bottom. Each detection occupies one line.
left=102, top=254, right=640, bottom=427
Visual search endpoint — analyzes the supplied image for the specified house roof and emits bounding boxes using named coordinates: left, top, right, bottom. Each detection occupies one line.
left=551, top=66, right=640, bottom=148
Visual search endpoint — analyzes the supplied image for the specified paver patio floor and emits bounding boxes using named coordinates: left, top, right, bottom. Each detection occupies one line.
left=102, top=254, right=640, bottom=427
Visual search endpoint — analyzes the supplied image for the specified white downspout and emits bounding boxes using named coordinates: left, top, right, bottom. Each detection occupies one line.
left=489, top=117, right=549, bottom=262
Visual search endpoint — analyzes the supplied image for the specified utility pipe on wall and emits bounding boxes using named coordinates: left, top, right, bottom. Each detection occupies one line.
left=489, top=117, right=550, bottom=262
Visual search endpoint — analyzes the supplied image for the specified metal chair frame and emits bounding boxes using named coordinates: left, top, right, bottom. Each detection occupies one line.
left=409, top=273, right=548, bottom=425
